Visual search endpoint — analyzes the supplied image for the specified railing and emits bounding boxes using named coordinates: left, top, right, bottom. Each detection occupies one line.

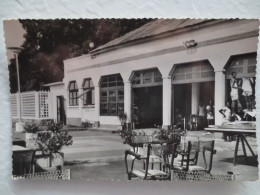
left=11, top=91, right=52, bottom=120
left=12, top=169, right=70, bottom=180
left=171, top=170, right=235, bottom=181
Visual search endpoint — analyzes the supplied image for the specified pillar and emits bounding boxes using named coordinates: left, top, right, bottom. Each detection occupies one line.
left=214, top=70, right=226, bottom=125
left=78, top=87, right=84, bottom=122
left=162, top=76, right=172, bottom=130
left=191, top=83, right=200, bottom=115
left=124, top=81, right=132, bottom=129
left=94, top=85, right=100, bottom=127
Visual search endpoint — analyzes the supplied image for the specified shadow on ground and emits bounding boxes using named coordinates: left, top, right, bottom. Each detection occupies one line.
left=219, top=155, right=258, bottom=167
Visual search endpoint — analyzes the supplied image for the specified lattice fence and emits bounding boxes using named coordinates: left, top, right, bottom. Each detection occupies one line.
left=21, top=92, right=37, bottom=118
left=11, top=91, right=51, bottom=119
left=10, top=94, right=18, bottom=117
left=39, top=91, right=50, bottom=118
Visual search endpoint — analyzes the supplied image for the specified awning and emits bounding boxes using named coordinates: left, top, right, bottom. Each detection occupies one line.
left=77, top=90, right=90, bottom=103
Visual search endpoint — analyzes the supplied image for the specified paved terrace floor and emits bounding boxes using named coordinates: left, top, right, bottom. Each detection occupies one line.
left=62, top=130, right=258, bottom=181
left=13, top=129, right=259, bottom=181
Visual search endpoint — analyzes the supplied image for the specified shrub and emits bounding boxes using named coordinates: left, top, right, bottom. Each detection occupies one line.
left=37, top=121, right=73, bottom=154
left=23, top=121, right=39, bottom=133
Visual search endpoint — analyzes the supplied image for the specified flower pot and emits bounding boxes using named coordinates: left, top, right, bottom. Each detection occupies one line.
left=36, top=152, right=64, bottom=170
left=25, top=132, right=38, bottom=140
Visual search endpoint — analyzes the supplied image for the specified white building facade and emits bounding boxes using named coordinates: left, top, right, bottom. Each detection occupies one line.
left=47, top=19, right=259, bottom=130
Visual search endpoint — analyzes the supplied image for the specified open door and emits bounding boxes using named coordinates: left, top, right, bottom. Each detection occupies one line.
left=57, top=96, right=66, bottom=125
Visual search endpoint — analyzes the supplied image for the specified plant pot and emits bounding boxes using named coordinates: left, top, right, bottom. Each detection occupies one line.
left=26, top=139, right=38, bottom=149
left=25, top=132, right=38, bottom=140
left=36, top=152, right=64, bottom=170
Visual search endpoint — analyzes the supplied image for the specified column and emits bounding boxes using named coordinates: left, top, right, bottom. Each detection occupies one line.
left=214, top=70, right=226, bottom=125
left=162, top=76, right=172, bottom=130
left=94, top=85, right=100, bottom=127
left=191, top=83, right=200, bottom=115
left=124, top=81, right=132, bottom=129
left=78, top=87, right=84, bottom=123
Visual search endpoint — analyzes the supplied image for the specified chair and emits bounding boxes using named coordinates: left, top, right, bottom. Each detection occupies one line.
left=180, top=141, right=200, bottom=166
left=174, top=140, right=216, bottom=173
left=189, top=115, right=198, bottom=130
left=124, top=143, right=177, bottom=180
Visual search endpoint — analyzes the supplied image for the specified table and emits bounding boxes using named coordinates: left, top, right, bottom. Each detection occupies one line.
left=12, top=145, right=35, bottom=176
left=204, top=127, right=257, bottom=165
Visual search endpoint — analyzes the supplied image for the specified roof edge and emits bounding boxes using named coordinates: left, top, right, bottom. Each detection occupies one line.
left=90, top=19, right=236, bottom=56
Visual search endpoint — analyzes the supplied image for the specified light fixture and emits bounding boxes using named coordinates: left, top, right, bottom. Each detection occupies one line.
left=183, top=40, right=197, bottom=48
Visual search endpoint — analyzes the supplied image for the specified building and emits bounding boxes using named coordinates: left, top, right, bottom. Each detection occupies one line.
left=47, top=19, right=259, bottom=130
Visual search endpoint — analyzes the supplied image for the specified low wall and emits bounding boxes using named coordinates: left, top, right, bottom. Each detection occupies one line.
left=67, top=118, right=81, bottom=127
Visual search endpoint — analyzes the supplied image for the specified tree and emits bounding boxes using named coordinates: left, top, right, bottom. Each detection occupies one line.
left=8, top=19, right=153, bottom=93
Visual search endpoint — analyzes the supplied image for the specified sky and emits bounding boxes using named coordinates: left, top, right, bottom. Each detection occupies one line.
left=3, top=20, right=26, bottom=62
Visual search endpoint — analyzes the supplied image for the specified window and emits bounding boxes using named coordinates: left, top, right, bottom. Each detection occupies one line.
left=68, top=81, right=78, bottom=106
left=132, top=69, right=162, bottom=87
left=82, top=78, right=95, bottom=106
left=172, top=61, right=214, bottom=84
left=226, top=53, right=256, bottom=79
left=100, top=74, right=124, bottom=116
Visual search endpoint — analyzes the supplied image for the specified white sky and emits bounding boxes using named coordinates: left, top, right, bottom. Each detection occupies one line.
left=3, top=20, right=26, bottom=63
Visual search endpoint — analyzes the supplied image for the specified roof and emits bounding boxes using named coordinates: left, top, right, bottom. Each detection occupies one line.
left=44, top=81, right=64, bottom=87
left=92, top=19, right=219, bottom=54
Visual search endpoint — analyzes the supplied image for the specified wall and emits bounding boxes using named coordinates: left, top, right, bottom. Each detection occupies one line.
left=49, top=84, right=66, bottom=122
left=63, top=20, right=259, bottom=127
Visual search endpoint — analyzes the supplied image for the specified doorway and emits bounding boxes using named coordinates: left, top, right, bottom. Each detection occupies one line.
left=57, top=96, right=66, bottom=125
left=173, top=81, right=215, bottom=129
left=174, top=84, right=192, bottom=123
left=132, top=86, right=162, bottom=128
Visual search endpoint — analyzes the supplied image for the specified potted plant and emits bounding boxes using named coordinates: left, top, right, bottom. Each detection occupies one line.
left=38, top=119, right=53, bottom=131
left=35, top=122, right=73, bottom=171
left=118, top=112, right=127, bottom=130
left=23, top=120, right=39, bottom=140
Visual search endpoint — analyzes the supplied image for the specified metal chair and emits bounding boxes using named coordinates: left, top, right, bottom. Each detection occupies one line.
left=173, top=140, right=216, bottom=173
left=180, top=141, right=200, bottom=166
left=124, top=143, right=176, bottom=180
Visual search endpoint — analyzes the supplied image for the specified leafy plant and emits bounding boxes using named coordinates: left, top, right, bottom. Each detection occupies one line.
left=80, top=120, right=92, bottom=128
left=152, top=128, right=184, bottom=144
left=118, top=112, right=127, bottom=122
left=23, top=121, right=39, bottom=133
left=117, top=128, right=137, bottom=145
left=37, top=122, right=73, bottom=154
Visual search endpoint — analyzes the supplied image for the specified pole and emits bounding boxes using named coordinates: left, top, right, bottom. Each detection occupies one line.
left=15, top=52, right=21, bottom=122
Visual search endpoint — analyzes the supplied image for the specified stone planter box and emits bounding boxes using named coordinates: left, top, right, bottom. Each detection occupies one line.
left=35, top=152, right=64, bottom=171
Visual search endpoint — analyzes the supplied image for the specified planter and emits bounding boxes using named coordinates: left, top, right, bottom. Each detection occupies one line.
left=26, top=139, right=38, bottom=149
left=15, top=122, right=25, bottom=132
left=35, top=152, right=64, bottom=171
left=25, top=132, right=38, bottom=140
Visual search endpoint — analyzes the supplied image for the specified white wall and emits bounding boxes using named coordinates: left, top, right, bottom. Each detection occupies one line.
left=49, top=84, right=66, bottom=122
left=63, top=20, right=259, bottom=126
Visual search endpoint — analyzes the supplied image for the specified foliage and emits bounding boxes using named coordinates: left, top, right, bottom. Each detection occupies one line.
left=152, top=128, right=184, bottom=144
left=23, top=121, right=39, bottom=133
left=118, top=127, right=184, bottom=146
left=117, top=128, right=137, bottom=145
left=39, top=119, right=54, bottom=126
left=47, top=121, right=64, bottom=133
left=9, top=19, right=154, bottom=93
left=118, top=112, right=127, bottom=121
left=80, top=120, right=92, bottom=128
left=37, top=122, right=73, bottom=154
